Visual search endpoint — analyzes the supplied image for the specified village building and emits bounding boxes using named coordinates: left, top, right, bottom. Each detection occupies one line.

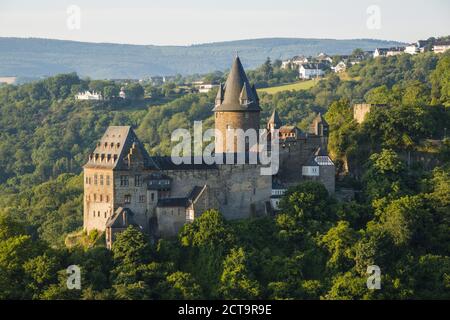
left=299, top=63, right=326, bottom=80
left=76, top=91, right=104, bottom=100
left=433, top=41, right=450, bottom=54
left=333, top=61, right=347, bottom=73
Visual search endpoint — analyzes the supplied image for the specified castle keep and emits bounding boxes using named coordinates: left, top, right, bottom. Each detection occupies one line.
left=83, top=57, right=335, bottom=248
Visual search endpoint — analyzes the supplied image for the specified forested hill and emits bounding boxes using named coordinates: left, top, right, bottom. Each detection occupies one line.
left=0, top=51, right=449, bottom=300
left=0, top=37, right=404, bottom=79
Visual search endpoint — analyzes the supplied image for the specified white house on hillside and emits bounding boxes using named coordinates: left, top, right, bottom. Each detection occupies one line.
left=386, top=47, right=405, bottom=56
left=433, top=41, right=450, bottom=54
left=299, top=63, right=325, bottom=79
left=374, top=47, right=404, bottom=58
left=281, top=55, right=309, bottom=70
left=119, top=87, right=126, bottom=99
left=404, top=43, right=419, bottom=55
left=75, top=91, right=103, bottom=101
left=333, top=61, right=347, bottom=73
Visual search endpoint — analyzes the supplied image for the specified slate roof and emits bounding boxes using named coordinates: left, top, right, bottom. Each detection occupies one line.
left=300, top=63, right=327, bottom=70
left=106, top=207, right=136, bottom=229
left=268, top=109, right=282, bottom=128
left=213, top=56, right=261, bottom=112
left=84, top=126, right=158, bottom=170
left=157, top=185, right=207, bottom=208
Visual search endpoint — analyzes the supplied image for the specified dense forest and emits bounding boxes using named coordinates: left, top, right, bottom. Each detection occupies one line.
left=0, top=51, right=449, bottom=299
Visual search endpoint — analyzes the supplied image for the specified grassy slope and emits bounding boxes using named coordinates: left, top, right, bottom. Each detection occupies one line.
left=257, top=80, right=317, bottom=94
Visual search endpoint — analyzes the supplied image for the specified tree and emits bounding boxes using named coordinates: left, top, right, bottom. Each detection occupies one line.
left=23, top=253, right=60, bottom=299
left=277, top=182, right=335, bottom=243
left=261, top=57, right=273, bottom=81
left=179, top=209, right=234, bottom=248
left=166, top=271, right=202, bottom=299
left=219, top=247, right=261, bottom=299
left=320, top=221, right=358, bottom=272
left=362, top=149, right=407, bottom=200
left=103, top=85, right=119, bottom=99
left=124, top=83, right=145, bottom=100
left=111, top=226, right=151, bottom=265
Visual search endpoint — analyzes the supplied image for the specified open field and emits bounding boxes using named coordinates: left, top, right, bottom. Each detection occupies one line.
left=257, top=79, right=317, bottom=94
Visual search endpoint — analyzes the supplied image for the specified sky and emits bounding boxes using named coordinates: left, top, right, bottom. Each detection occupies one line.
left=0, top=0, right=449, bottom=45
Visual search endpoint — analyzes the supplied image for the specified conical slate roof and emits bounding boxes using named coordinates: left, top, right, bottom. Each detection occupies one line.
left=214, top=56, right=260, bottom=112
left=268, top=109, right=282, bottom=128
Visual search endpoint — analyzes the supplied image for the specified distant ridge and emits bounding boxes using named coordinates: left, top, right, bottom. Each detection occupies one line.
left=0, top=37, right=405, bottom=79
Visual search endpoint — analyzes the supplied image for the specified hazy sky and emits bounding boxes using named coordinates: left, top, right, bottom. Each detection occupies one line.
left=1, top=0, right=449, bottom=45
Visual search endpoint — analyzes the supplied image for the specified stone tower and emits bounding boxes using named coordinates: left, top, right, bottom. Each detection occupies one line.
left=83, top=126, right=158, bottom=234
left=214, top=56, right=261, bottom=153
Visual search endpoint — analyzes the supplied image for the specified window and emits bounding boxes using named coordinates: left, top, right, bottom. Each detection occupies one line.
left=120, top=175, right=129, bottom=186
left=85, top=177, right=89, bottom=184
left=94, top=194, right=97, bottom=202
left=93, top=211, right=95, bottom=217
left=139, top=195, right=145, bottom=203
left=98, top=211, right=100, bottom=217
left=244, top=113, right=249, bottom=119
left=106, top=175, right=110, bottom=186
left=124, top=195, right=131, bottom=204
left=100, top=175, right=104, bottom=185
left=88, top=177, right=92, bottom=184
left=151, top=193, right=155, bottom=201
left=94, top=174, right=98, bottom=185
left=106, top=195, right=109, bottom=202
left=135, top=175, right=141, bottom=187
left=104, top=212, right=107, bottom=218
left=100, top=194, right=103, bottom=202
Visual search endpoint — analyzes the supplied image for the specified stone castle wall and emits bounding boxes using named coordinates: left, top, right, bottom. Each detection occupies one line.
left=276, top=135, right=327, bottom=185
left=163, top=164, right=271, bottom=220
left=214, top=111, right=260, bottom=153
left=83, top=167, right=115, bottom=232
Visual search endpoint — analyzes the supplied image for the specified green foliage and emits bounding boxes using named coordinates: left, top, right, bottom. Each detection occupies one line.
left=0, top=50, right=449, bottom=300
left=219, top=247, right=261, bottom=299
left=112, top=226, right=152, bottom=265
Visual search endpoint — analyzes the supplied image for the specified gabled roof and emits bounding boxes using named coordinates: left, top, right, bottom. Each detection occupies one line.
left=300, top=63, right=327, bottom=70
left=106, top=207, right=136, bottom=229
left=84, top=126, right=159, bottom=170
left=213, top=56, right=261, bottom=112
left=187, top=185, right=207, bottom=203
left=156, top=185, right=207, bottom=209
left=315, top=147, right=328, bottom=157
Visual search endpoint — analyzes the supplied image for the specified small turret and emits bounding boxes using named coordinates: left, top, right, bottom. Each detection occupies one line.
left=267, top=109, right=282, bottom=130
left=215, top=83, right=224, bottom=107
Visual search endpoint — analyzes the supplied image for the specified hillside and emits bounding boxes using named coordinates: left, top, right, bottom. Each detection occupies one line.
left=0, top=37, right=405, bottom=79
left=0, top=52, right=449, bottom=300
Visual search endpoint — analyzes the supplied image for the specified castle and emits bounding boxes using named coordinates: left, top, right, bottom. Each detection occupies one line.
left=83, top=57, right=335, bottom=248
